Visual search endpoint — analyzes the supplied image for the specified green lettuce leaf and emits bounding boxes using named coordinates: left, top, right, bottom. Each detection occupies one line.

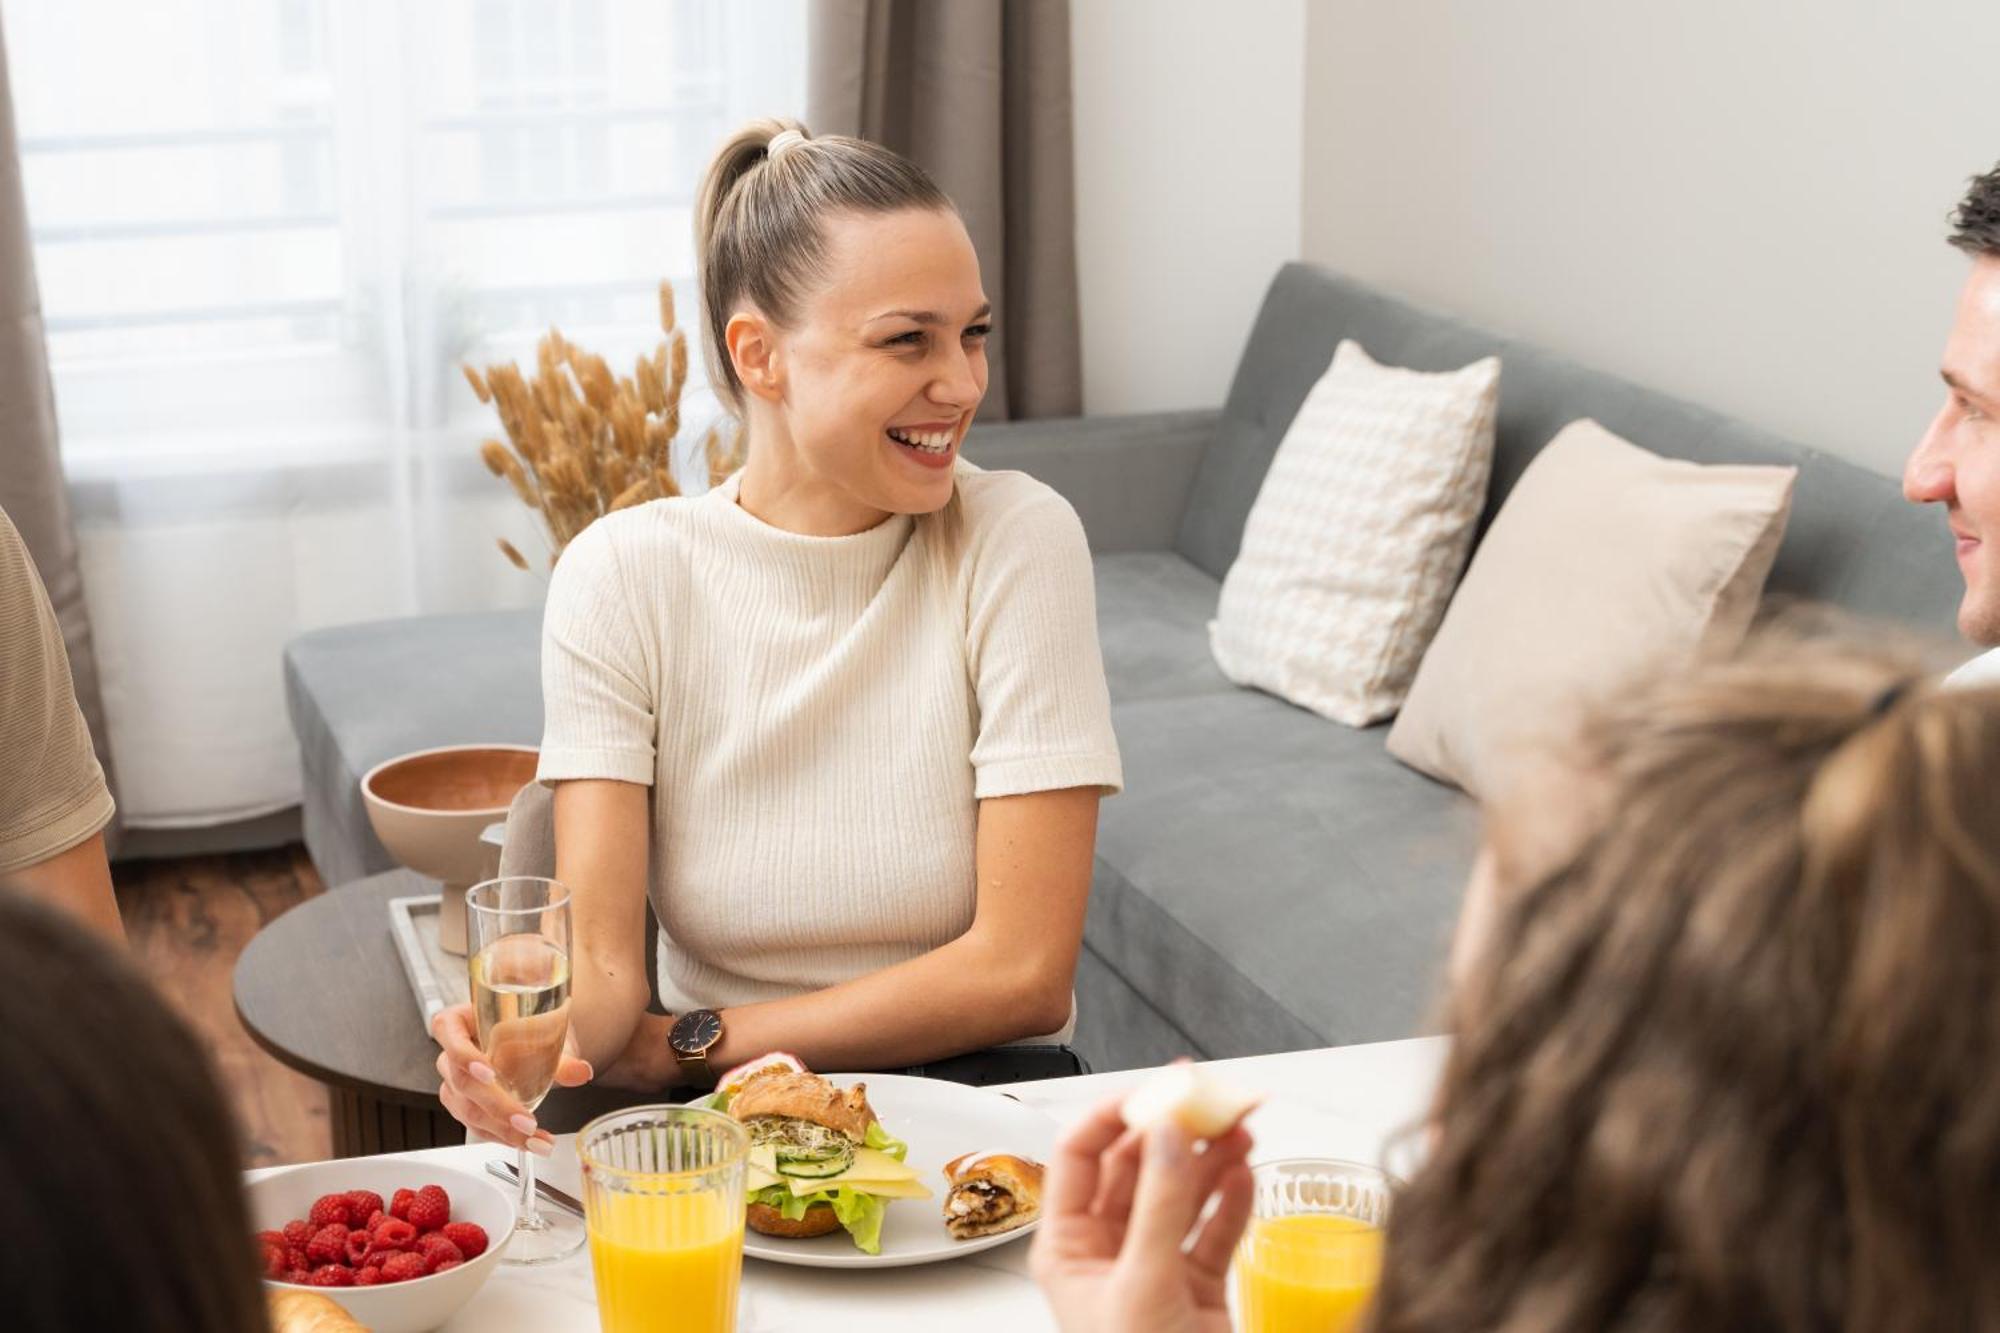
left=748, top=1183, right=893, bottom=1255
left=864, top=1120, right=908, bottom=1162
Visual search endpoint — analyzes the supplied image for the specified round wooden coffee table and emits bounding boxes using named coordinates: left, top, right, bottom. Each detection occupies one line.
left=233, top=868, right=635, bottom=1158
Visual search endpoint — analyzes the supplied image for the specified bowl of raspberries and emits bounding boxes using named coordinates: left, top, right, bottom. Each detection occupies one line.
left=247, top=1158, right=515, bottom=1333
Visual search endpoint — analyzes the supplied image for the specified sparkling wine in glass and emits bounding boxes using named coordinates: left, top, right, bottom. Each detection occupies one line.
left=466, top=876, right=586, bottom=1264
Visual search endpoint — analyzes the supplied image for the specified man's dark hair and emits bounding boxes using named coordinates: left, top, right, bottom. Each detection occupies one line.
left=1950, top=163, right=2000, bottom=258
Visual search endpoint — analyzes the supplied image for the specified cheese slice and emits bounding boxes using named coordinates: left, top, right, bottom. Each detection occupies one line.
left=845, top=1147, right=921, bottom=1183
left=778, top=1146, right=932, bottom=1199
left=746, top=1144, right=782, bottom=1193
left=788, top=1174, right=934, bottom=1201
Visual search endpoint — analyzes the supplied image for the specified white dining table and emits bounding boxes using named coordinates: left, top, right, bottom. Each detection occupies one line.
left=248, top=1036, right=1447, bottom=1332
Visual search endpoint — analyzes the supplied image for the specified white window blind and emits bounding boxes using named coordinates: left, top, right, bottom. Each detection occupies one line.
left=9, top=0, right=805, bottom=457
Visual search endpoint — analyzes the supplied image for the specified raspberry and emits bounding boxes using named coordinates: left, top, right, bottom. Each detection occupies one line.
left=372, top=1217, right=418, bottom=1251
left=363, top=1209, right=387, bottom=1234
left=344, top=1229, right=373, bottom=1265
left=308, top=1264, right=354, bottom=1288
left=389, top=1187, right=416, bottom=1221
left=305, top=1223, right=349, bottom=1266
left=417, top=1234, right=464, bottom=1272
left=308, top=1194, right=351, bottom=1228
left=353, top=1266, right=384, bottom=1286
left=434, top=1259, right=463, bottom=1273
left=282, top=1269, right=312, bottom=1285
left=407, top=1184, right=451, bottom=1232
left=441, top=1221, right=489, bottom=1260
left=260, top=1241, right=288, bottom=1279
left=379, top=1251, right=429, bottom=1283
left=345, top=1190, right=385, bottom=1224
left=286, top=1246, right=309, bottom=1273
left=282, top=1218, right=315, bottom=1247
left=257, top=1229, right=288, bottom=1250
left=362, top=1247, right=392, bottom=1269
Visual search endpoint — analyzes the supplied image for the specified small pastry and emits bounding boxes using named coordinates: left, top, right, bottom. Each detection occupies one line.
left=942, top=1151, right=1044, bottom=1240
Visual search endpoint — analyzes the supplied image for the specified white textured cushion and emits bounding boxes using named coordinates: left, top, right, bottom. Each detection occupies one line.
left=1208, top=339, right=1501, bottom=726
left=1386, top=419, right=1797, bottom=798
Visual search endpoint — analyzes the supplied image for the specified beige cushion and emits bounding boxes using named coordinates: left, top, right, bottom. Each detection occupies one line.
left=1386, top=419, right=1797, bottom=798
left=1208, top=340, right=1501, bottom=726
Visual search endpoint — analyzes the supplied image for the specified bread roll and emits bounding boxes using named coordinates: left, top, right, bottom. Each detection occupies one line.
left=942, top=1151, right=1044, bottom=1239
left=746, top=1200, right=841, bottom=1239
left=727, top=1071, right=876, bottom=1141
left=1119, top=1064, right=1259, bottom=1139
left=267, top=1289, right=369, bottom=1333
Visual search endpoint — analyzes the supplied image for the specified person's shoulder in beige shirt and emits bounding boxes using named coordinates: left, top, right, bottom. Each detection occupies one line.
left=0, top=505, right=117, bottom=909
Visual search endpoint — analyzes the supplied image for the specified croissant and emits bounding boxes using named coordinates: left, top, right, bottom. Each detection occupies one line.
left=942, top=1151, right=1044, bottom=1240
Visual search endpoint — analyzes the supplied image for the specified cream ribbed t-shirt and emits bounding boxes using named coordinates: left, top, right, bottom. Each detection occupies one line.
left=536, top=463, right=1123, bottom=1021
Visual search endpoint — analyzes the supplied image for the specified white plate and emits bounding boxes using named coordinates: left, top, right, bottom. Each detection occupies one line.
left=719, top=1073, right=1057, bottom=1269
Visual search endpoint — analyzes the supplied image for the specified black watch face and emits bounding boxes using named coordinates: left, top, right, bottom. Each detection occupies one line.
left=672, top=1009, right=723, bottom=1055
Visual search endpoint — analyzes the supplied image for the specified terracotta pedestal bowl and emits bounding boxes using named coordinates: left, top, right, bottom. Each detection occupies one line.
left=361, top=744, right=539, bottom=955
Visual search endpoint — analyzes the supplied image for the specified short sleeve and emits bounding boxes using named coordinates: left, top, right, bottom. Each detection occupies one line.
left=537, top=519, right=658, bottom=786
left=965, top=487, right=1124, bottom=799
left=0, top=509, right=115, bottom=874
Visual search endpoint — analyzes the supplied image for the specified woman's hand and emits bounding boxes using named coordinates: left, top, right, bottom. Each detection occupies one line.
left=431, top=1002, right=593, bottom=1153
left=1029, top=1094, right=1256, bottom=1333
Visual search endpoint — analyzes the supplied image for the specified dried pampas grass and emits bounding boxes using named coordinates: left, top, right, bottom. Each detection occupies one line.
left=468, top=281, right=746, bottom=569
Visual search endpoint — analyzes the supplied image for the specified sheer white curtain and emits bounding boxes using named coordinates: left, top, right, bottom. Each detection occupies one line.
left=5, top=0, right=805, bottom=828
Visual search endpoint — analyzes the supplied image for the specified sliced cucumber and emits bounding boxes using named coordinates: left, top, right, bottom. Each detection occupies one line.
left=775, top=1153, right=852, bottom=1179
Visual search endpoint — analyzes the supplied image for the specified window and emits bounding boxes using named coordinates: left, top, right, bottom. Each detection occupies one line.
left=6, top=0, right=805, bottom=462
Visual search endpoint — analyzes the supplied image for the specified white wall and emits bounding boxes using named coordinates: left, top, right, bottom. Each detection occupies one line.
left=1302, top=0, right=2000, bottom=477
left=1071, top=0, right=1306, bottom=415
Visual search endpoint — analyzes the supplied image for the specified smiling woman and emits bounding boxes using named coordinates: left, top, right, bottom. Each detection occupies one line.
left=430, top=119, right=1125, bottom=1153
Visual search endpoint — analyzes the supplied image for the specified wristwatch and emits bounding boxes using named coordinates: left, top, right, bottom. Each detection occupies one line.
left=668, top=1008, right=726, bottom=1084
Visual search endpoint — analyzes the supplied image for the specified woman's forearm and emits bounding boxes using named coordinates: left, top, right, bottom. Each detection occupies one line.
left=700, top=929, right=1074, bottom=1080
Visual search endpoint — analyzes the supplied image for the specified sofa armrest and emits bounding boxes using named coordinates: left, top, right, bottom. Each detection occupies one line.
left=962, top=409, right=1219, bottom=553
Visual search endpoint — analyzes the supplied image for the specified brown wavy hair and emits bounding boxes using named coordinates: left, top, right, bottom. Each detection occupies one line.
left=1372, top=630, right=2000, bottom=1332
left=0, top=890, right=265, bottom=1332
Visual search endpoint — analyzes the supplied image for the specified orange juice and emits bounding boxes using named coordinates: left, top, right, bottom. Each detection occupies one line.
left=586, top=1187, right=744, bottom=1333
left=1235, top=1213, right=1384, bottom=1333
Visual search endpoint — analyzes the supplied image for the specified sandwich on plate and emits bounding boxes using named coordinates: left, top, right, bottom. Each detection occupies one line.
left=714, top=1055, right=930, bottom=1255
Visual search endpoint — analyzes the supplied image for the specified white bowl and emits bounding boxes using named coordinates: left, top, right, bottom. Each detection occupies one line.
left=247, top=1158, right=516, bottom=1333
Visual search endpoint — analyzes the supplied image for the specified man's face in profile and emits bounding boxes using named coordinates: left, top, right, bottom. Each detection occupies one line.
left=1907, top=254, right=2000, bottom=646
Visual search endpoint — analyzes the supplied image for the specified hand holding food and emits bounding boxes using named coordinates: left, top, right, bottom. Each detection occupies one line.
left=1030, top=1093, right=1256, bottom=1333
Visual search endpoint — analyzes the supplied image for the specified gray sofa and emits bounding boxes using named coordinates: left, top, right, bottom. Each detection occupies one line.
left=285, top=262, right=1963, bottom=1074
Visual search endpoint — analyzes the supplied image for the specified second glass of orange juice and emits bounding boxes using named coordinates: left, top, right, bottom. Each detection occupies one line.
left=579, top=1105, right=750, bottom=1333
left=1234, top=1158, right=1394, bottom=1333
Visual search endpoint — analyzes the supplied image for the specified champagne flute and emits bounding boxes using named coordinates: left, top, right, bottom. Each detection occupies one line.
left=466, top=876, right=586, bottom=1264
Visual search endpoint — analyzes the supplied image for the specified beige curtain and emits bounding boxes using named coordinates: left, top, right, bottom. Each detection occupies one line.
left=809, top=0, right=1081, bottom=421
left=0, top=15, right=118, bottom=838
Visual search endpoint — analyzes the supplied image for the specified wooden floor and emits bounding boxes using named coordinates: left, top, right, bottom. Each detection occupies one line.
left=114, top=844, right=333, bottom=1168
